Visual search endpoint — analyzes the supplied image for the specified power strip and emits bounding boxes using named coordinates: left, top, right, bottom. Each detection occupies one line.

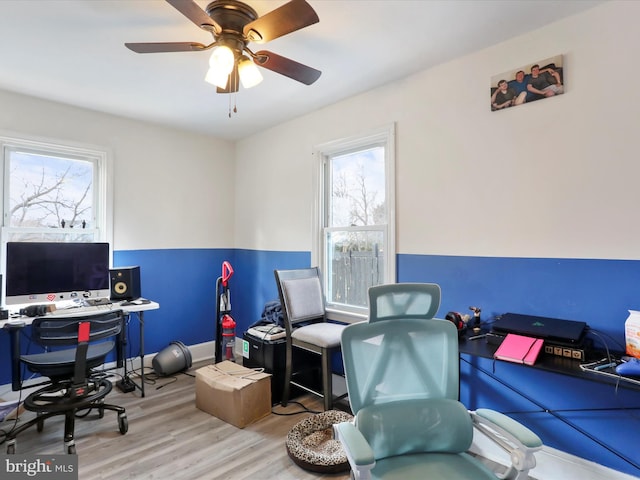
left=543, top=343, right=589, bottom=361
left=116, top=378, right=136, bottom=393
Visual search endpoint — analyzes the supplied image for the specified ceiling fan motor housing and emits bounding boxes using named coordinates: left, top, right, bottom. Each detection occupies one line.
left=206, top=0, right=261, bottom=60
left=207, top=1, right=257, bottom=36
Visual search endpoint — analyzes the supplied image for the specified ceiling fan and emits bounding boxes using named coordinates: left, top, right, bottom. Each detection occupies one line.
left=125, top=0, right=321, bottom=94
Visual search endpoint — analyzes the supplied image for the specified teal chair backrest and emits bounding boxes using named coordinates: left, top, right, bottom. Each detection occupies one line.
left=368, top=283, right=441, bottom=322
left=341, top=318, right=459, bottom=414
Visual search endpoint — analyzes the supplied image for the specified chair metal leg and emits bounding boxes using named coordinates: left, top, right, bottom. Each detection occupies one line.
left=63, top=410, right=76, bottom=454
left=321, top=348, right=333, bottom=411
left=281, top=339, right=293, bottom=407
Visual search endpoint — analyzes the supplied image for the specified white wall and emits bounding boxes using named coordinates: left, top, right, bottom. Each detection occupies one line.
left=0, top=90, right=235, bottom=250
left=235, top=0, right=640, bottom=261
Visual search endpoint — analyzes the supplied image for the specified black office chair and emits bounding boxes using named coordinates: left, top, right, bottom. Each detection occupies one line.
left=6, top=310, right=128, bottom=454
left=274, top=267, right=346, bottom=411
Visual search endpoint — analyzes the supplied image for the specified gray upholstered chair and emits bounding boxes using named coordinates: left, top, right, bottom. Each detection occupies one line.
left=274, top=267, right=346, bottom=411
left=368, top=282, right=441, bottom=322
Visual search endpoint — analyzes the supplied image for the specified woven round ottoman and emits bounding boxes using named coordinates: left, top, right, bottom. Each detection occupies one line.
left=286, top=409, right=353, bottom=473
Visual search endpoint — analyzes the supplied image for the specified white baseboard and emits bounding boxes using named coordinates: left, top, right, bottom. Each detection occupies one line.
left=471, top=428, right=638, bottom=480
left=115, top=339, right=216, bottom=373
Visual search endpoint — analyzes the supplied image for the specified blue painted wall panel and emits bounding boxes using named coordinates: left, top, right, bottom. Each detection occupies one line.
left=112, top=248, right=237, bottom=357
left=0, top=249, right=234, bottom=388
left=229, top=249, right=310, bottom=333
left=460, top=354, right=639, bottom=475
left=398, top=254, right=640, bottom=350
left=399, top=254, right=640, bottom=476
left=2, top=248, right=639, bottom=475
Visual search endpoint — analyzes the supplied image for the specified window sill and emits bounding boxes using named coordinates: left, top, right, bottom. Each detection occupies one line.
left=326, top=308, right=367, bottom=325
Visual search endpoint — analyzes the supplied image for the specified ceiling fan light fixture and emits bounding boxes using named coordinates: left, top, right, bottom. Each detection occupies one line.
left=205, top=67, right=229, bottom=89
left=126, top=0, right=322, bottom=97
left=209, top=45, right=235, bottom=75
left=238, top=56, right=263, bottom=89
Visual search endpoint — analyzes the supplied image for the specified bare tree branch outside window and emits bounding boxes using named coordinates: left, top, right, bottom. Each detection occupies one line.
left=327, top=146, right=386, bottom=306
left=8, top=151, right=93, bottom=230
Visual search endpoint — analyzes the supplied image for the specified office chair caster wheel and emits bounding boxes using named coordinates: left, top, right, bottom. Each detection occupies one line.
left=118, top=413, right=128, bottom=434
left=7, top=443, right=15, bottom=454
left=37, top=416, right=44, bottom=432
left=67, top=444, right=76, bottom=454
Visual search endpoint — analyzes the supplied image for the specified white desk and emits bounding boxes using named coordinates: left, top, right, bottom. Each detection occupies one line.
left=1, top=299, right=160, bottom=397
left=119, top=300, right=160, bottom=397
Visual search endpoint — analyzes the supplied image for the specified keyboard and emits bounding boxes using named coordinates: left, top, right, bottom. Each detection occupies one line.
left=48, top=304, right=118, bottom=316
left=85, top=298, right=112, bottom=307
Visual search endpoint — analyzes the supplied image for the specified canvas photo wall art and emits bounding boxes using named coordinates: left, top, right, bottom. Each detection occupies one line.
left=490, top=54, right=564, bottom=111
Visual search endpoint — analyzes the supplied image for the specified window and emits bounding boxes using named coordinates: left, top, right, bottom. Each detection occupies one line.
left=313, top=124, right=396, bottom=319
left=0, top=134, right=112, bottom=247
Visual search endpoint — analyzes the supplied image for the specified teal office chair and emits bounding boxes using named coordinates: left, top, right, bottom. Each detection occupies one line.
left=368, top=283, right=441, bottom=322
left=334, top=318, right=542, bottom=480
left=274, top=267, right=346, bottom=411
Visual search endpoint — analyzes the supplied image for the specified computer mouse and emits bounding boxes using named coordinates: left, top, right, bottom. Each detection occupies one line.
left=615, top=358, right=640, bottom=377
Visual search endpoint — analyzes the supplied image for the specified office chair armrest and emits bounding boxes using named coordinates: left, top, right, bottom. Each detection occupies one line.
left=471, top=409, right=542, bottom=480
left=334, top=421, right=375, bottom=480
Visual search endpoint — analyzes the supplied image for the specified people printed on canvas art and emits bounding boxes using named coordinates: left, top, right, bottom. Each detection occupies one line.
left=490, top=60, right=564, bottom=111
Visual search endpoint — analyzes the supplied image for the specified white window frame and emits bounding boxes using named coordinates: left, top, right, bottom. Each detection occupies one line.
left=312, top=124, right=396, bottom=323
left=0, top=132, right=114, bottom=277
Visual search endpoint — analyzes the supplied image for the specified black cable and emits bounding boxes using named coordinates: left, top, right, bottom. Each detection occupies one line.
left=270, top=400, right=321, bottom=416
left=0, top=330, right=38, bottom=445
left=587, top=327, right=625, bottom=354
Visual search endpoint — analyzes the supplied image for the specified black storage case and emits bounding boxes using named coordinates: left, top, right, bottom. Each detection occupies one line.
left=242, top=331, right=321, bottom=405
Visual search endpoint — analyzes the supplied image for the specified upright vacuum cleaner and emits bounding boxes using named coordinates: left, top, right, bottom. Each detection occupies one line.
left=215, top=261, right=235, bottom=363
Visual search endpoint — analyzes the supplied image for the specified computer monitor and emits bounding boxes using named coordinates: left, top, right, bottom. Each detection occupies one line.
left=4, top=242, right=110, bottom=306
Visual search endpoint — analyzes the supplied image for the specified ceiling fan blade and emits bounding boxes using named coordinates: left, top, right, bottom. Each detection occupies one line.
left=217, top=64, right=240, bottom=94
left=244, top=0, right=319, bottom=43
left=125, top=42, right=208, bottom=53
left=254, top=50, right=321, bottom=85
left=166, top=0, right=221, bottom=34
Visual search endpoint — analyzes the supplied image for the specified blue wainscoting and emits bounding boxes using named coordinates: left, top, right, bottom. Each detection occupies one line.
left=397, top=254, right=640, bottom=350
left=2, top=248, right=638, bottom=475
left=398, top=254, right=640, bottom=477
left=228, top=249, right=310, bottom=333
left=112, top=248, right=238, bottom=359
left=0, top=248, right=236, bottom=387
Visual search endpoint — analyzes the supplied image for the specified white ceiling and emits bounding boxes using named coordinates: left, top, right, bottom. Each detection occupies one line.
left=0, top=0, right=602, bottom=141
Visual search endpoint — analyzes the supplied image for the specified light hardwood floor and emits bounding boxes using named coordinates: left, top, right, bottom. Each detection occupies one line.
left=2, top=362, right=529, bottom=480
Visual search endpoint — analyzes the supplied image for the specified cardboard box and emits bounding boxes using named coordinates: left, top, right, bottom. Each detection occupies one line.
left=195, top=361, right=271, bottom=428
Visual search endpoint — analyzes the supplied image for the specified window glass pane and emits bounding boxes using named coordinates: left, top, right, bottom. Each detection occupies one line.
left=7, top=149, right=94, bottom=230
left=325, top=229, right=385, bottom=308
left=330, top=146, right=385, bottom=228
left=4, top=230, right=95, bottom=243
left=315, top=124, right=395, bottom=317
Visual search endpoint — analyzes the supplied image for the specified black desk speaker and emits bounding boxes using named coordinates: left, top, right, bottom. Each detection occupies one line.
left=110, top=266, right=141, bottom=301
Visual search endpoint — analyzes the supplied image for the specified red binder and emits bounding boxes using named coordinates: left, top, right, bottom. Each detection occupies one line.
left=494, top=333, right=544, bottom=366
